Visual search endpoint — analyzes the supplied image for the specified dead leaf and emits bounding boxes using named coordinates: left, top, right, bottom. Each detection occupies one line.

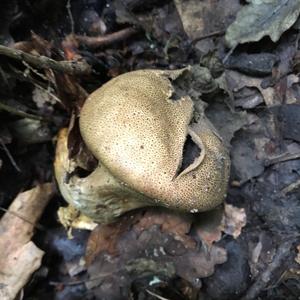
left=286, top=74, right=300, bottom=104
left=234, top=87, right=264, bottom=109
left=134, top=210, right=195, bottom=249
left=271, top=104, right=300, bottom=143
left=221, top=204, right=246, bottom=239
left=231, top=134, right=266, bottom=183
left=30, top=31, right=53, bottom=57
left=0, top=243, right=44, bottom=300
left=85, top=214, right=140, bottom=265
left=225, top=70, right=300, bottom=109
left=247, top=233, right=277, bottom=278
left=54, top=73, right=88, bottom=111
left=225, top=0, right=300, bottom=48
left=295, top=245, right=300, bottom=264
left=196, top=204, right=246, bottom=244
left=229, top=98, right=282, bottom=183
left=225, top=70, right=277, bottom=106
left=175, top=0, right=241, bottom=40
left=205, top=100, right=251, bottom=147
left=0, top=183, right=55, bottom=300
left=195, top=208, right=223, bottom=247
left=86, top=209, right=227, bottom=299
left=175, top=245, right=227, bottom=283
left=86, top=210, right=196, bottom=266
left=251, top=240, right=263, bottom=265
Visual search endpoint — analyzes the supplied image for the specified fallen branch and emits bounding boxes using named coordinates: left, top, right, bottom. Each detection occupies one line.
left=0, top=45, right=91, bottom=75
left=192, top=30, right=225, bottom=44
left=74, top=27, right=139, bottom=49
left=281, top=178, right=300, bottom=196
left=0, top=101, right=48, bottom=121
left=265, top=151, right=300, bottom=166
left=241, top=240, right=294, bottom=300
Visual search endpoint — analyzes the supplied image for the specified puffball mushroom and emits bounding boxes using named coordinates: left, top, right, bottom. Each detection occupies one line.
left=55, top=68, right=230, bottom=224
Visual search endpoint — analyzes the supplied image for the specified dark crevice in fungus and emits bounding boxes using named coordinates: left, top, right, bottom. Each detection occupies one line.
left=70, top=166, right=93, bottom=179
left=177, top=134, right=201, bottom=175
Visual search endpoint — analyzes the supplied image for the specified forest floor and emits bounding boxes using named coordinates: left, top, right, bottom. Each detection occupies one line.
left=0, top=0, right=300, bottom=300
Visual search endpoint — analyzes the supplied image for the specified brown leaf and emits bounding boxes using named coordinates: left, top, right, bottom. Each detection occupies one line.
left=85, top=214, right=140, bottom=265
left=62, top=35, right=80, bottom=61
left=221, top=203, right=246, bottom=239
left=30, top=31, right=53, bottom=57
left=175, top=245, right=227, bottom=281
left=54, top=73, right=88, bottom=111
left=133, top=210, right=195, bottom=249
left=0, top=183, right=55, bottom=300
left=86, top=209, right=227, bottom=299
left=175, top=0, right=241, bottom=40
left=13, top=32, right=52, bottom=57
left=195, top=208, right=223, bottom=247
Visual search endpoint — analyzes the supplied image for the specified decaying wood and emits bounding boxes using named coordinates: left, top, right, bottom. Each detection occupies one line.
left=0, top=45, right=91, bottom=75
left=74, top=27, right=139, bottom=49
left=0, top=183, right=55, bottom=300
left=241, top=240, right=295, bottom=300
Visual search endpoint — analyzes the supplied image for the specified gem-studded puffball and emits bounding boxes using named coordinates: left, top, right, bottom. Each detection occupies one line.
left=79, top=69, right=230, bottom=213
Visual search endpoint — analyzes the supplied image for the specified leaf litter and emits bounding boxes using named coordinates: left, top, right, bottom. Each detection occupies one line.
left=0, top=0, right=300, bottom=299
left=85, top=209, right=227, bottom=300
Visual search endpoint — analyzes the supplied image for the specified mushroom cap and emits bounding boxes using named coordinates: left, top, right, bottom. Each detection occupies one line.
left=79, top=69, right=230, bottom=212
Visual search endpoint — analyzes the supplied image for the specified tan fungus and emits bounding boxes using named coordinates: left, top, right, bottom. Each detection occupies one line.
left=79, top=69, right=230, bottom=214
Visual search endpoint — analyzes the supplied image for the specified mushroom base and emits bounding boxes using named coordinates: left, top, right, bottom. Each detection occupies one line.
left=54, top=128, right=154, bottom=224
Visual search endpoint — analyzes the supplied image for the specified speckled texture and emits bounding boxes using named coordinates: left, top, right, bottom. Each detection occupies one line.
left=80, top=69, right=230, bottom=212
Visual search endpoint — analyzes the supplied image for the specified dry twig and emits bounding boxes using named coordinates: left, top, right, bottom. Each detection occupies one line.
left=192, top=30, right=225, bottom=44
left=265, top=151, right=300, bottom=166
left=241, top=240, right=294, bottom=300
left=0, top=138, right=21, bottom=172
left=0, top=45, right=91, bottom=75
left=281, top=178, right=300, bottom=195
left=74, top=27, right=139, bottom=49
